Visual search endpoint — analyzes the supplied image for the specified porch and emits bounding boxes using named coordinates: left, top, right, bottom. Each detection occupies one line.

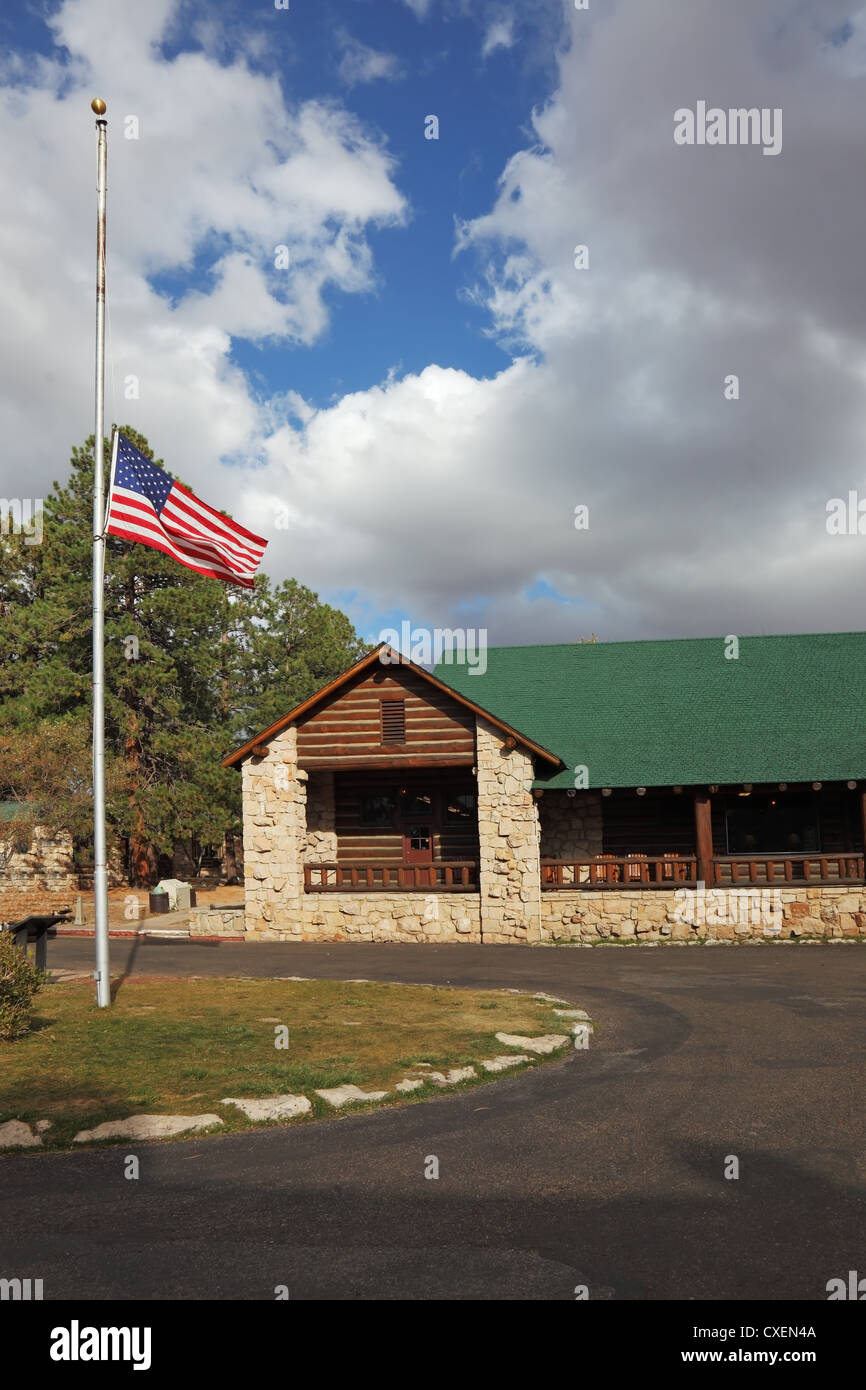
left=302, top=780, right=866, bottom=893
left=303, top=767, right=479, bottom=892
left=538, top=782, right=866, bottom=889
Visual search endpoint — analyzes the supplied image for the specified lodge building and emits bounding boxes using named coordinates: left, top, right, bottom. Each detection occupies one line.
left=213, top=632, right=866, bottom=944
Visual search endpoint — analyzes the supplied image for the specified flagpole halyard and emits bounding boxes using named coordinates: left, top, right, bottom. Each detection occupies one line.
left=92, top=98, right=111, bottom=1008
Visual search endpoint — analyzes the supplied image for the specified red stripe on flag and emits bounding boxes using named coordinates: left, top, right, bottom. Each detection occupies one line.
left=107, top=491, right=258, bottom=585
left=107, top=522, right=255, bottom=587
left=170, top=479, right=268, bottom=548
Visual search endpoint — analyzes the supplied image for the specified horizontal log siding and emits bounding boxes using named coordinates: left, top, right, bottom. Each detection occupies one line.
left=296, top=665, right=476, bottom=768
left=601, top=789, right=697, bottom=857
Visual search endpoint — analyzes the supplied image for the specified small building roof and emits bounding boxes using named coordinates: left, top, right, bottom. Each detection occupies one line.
left=221, top=644, right=562, bottom=770
left=434, top=631, right=866, bottom=789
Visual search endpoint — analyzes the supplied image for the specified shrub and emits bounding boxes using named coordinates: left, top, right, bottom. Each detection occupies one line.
left=0, top=932, right=44, bottom=1041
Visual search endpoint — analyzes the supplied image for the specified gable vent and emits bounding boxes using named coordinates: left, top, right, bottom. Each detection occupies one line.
left=380, top=699, right=406, bottom=745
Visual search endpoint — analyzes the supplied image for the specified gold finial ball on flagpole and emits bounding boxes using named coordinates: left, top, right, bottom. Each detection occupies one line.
left=91, top=98, right=106, bottom=115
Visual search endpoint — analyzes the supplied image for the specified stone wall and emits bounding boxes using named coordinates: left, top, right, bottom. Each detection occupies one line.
left=189, top=906, right=246, bottom=938
left=240, top=726, right=308, bottom=934
left=541, top=883, right=866, bottom=943
left=0, top=826, right=76, bottom=890
left=539, top=790, right=603, bottom=859
left=305, top=771, right=337, bottom=863
left=296, top=892, right=480, bottom=943
left=0, top=825, right=76, bottom=920
left=475, top=718, right=541, bottom=943
left=193, top=894, right=480, bottom=942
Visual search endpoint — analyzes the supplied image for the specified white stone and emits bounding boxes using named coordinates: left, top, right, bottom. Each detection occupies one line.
left=315, top=1084, right=389, bottom=1107
left=495, top=1032, right=570, bottom=1054
left=553, top=1008, right=590, bottom=1020
left=221, top=1095, right=312, bottom=1122
left=0, top=1120, right=42, bottom=1148
left=480, top=1054, right=531, bottom=1072
left=533, top=993, right=571, bottom=1004
left=428, top=1067, right=477, bottom=1086
left=34, top=1119, right=53, bottom=1133
left=395, top=1079, right=424, bottom=1093
left=73, top=1114, right=223, bottom=1143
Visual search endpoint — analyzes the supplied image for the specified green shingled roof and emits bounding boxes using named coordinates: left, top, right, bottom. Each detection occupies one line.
left=434, top=632, right=866, bottom=790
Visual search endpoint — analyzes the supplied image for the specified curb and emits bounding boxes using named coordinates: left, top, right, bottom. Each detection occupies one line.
left=56, top=928, right=193, bottom=940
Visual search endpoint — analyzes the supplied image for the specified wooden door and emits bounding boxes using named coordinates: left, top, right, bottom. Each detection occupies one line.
left=402, top=823, right=433, bottom=865
left=399, top=788, right=434, bottom=865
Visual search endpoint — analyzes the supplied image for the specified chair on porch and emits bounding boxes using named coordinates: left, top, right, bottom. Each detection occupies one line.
left=662, top=852, right=682, bottom=882
left=593, top=854, right=621, bottom=884
left=625, top=852, right=648, bottom=884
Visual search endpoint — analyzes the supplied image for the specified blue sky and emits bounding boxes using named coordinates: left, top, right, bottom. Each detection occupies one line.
left=75, top=0, right=561, bottom=408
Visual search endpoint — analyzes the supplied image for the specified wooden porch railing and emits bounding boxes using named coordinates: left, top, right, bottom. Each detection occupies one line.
left=542, top=853, right=865, bottom=888
left=542, top=855, right=698, bottom=887
left=712, top=853, right=864, bottom=886
left=304, top=862, right=479, bottom=892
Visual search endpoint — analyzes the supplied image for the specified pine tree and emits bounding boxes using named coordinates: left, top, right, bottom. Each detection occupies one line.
left=0, top=429, right=366, bottom=885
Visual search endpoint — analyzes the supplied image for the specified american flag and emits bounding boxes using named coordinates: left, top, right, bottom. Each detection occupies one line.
left=106, top=433, right=267, bottom=588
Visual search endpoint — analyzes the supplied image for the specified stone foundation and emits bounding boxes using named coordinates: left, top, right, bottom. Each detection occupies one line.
left=189, top=884, right=866, bottom=945
left=190, top=894, right=482, bottom=943
left=294, top=892, right=482, bottom=943
left=541, top=884, right=866, bottom=942
left=189, top=907, right=246, bottom=937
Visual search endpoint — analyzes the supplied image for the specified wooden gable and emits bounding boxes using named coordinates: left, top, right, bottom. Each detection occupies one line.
left=296, top=662, right=476, bottom=769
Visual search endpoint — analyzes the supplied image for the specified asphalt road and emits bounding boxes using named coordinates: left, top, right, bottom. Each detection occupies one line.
left=2, top=939, right=865, bottom=1300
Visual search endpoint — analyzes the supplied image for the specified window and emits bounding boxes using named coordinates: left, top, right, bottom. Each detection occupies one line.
left=399, top=788, right=432, bottom=819
left=380, top=699, right=406, bottom=744
left=725, top=798, right=821, bottom=854
left=445, top=791, right=476, bottom=823
left=407, top=827, right=431, bottom=852
left=360, top=795, right=396, bottom=827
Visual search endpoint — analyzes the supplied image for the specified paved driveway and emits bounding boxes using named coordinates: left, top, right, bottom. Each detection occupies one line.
left=2, top=941, right=864, bottom=1300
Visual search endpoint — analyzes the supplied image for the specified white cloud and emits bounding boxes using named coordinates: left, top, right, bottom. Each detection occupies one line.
left=481, top=17, right=515, bottom=59
left=337, top=30, right=403, bottom=87
left=247, top=0, right=866, bottom=645
left=401, top=0, right=434, bottom=19
left=0, top=0, right=406, bottom=522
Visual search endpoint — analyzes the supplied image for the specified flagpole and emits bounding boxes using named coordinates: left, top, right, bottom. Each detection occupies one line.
left=91, top=97, right=110, bottom=1008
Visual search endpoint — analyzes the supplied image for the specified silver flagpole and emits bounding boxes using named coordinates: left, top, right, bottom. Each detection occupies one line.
left=91, top=97, right=110, bottom=1008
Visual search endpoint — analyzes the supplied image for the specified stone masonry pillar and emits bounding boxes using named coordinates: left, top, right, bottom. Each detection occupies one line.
left=241, top=725, right=307, bottom=935
left=475, top=717, right=542, bottom=943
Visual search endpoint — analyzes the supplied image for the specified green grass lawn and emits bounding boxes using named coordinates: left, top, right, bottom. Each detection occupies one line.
left=0, top=977, right=578, bottom=1149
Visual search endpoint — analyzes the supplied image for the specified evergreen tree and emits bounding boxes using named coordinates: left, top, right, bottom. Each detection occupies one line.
left=0, top=429, right=366, bottom=884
